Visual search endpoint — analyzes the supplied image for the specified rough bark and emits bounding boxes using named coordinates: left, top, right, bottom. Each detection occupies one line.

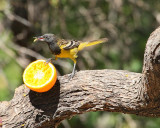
left=1, top=26, right=160, bottom=128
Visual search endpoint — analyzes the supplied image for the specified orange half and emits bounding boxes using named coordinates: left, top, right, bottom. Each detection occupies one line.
left=23, top=60, right=57, bottom=92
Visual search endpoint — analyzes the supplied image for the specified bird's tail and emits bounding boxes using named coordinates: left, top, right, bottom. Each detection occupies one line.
left=78, top=38, right=108, bottom=51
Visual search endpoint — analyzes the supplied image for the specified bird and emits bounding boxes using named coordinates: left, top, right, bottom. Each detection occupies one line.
left=34, top=34, right=108, bottom=80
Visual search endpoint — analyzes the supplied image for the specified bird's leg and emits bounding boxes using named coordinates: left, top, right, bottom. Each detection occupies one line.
left=45, top=58, right=53, bottom=64
left=69, top=62, right=76, bottom=80
left=45, top=56, right=57, bottom=64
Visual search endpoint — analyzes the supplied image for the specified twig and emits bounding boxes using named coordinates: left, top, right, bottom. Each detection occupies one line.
left=4, top=9, right=32, bottom=27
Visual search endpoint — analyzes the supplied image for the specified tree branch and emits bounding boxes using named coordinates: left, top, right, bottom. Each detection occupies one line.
left=1, top=27, right=160, bottom=128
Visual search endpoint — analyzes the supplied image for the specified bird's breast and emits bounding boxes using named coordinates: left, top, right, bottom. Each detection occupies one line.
left=56, top=49, right=72, bottom=58
left=56, top=48, right=78, bottom=59
left=48, top=43, right=61, bottom=55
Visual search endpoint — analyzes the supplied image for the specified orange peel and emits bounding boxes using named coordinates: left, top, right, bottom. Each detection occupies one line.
left=23, top=59, right=57, bottom=92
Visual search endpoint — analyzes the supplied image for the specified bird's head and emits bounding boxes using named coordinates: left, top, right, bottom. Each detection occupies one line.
left=34, top=34, right=57, bottom=43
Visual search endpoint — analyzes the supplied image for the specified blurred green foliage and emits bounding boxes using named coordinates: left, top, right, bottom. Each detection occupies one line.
left=0, top=0, right=160, bottom=128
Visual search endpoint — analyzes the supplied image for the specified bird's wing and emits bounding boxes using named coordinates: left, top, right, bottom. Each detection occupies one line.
left=58, top=39, right=80, bottom=50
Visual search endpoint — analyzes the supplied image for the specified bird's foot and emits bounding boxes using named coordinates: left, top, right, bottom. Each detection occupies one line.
left=45, top=58, right=53, bottom=64
left=68, top=70, right=77, bottom=81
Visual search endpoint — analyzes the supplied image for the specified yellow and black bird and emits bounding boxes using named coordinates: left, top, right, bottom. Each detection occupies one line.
left=34, top=34, right=108, bottom=79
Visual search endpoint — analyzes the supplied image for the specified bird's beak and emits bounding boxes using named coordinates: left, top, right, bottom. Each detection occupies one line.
left=33, top=36, right=45, bottom=42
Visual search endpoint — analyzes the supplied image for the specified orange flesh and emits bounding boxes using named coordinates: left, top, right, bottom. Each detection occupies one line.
left=23, top=60, right=57, bottom=92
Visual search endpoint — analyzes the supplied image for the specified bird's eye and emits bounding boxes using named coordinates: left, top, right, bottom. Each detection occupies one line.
left=44, top=36, right=48, bottom=39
